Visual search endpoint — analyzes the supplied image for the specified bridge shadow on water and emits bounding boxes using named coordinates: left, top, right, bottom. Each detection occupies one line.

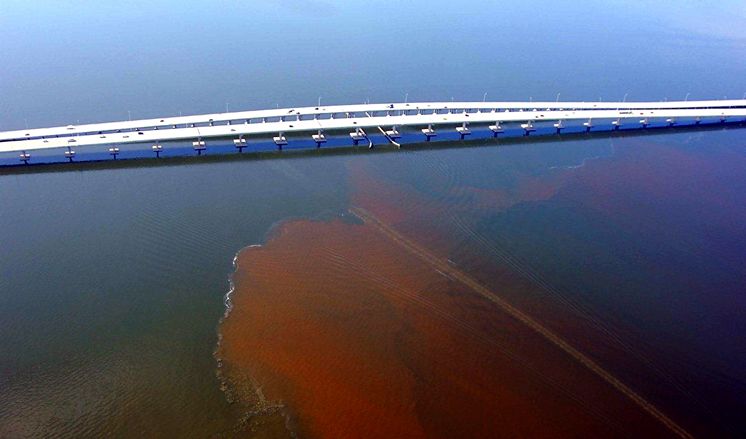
left=1, top=121, right=743, bottom=176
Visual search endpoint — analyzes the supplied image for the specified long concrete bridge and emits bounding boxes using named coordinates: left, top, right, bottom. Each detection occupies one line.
left=2, top=99, right=745, bottom=163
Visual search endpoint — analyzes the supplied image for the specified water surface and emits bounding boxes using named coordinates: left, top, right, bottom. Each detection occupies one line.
left=1, top=1, right=745, bottom=437
left=219, top=130, right=746, bottom=437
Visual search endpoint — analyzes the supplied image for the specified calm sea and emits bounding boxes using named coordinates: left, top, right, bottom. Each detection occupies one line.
left=1, top=1, right=745, bottom=437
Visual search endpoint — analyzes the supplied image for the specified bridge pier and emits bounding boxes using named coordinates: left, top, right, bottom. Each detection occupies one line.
left=456, top=122, right=471, bottom=139
left=273, top=132, right=288, bottom=150
left=553, top=120, right=564, bottom=134
left=521, top=121, right=535, bottom=136
left=422, top=124, right=436, bottom=141
left=19, top=151, right=30, bottom=165
left=489, top=122, right=503, bottom=137
left=350, top=127, right=365, bottom=145
left=108, top=146, right=120, bottom=160
left=234, top=135, right=247, bottom=152
left=193, top=138, right=206, bottom=155
left=583, top=119, right=593, bottom=132
left=64, top=147, right=76, bottom=162
left=152, top=143, right=163, bottom=158
left=612, top=119, right=621, bottom=130
left=312, top=130, right=326, bottom=148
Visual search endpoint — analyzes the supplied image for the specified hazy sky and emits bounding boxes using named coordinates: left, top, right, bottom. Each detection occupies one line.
left=1, top=0, right=744, bottom=129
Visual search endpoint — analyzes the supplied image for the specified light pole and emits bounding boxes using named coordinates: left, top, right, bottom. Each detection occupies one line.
left=685, top=92, right=691, bottom=101
left=483, top=92, right=488, bottom=102
left=127, top=110, right=131, bottom=121
left=555, top=92, right=561, bottom=102
left=622, top=93, right=628, bottom=102
left=405, top=92, right=409, bottom=104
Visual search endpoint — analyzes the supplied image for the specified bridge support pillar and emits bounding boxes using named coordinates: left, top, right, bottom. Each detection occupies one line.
left=312, top=130, right=327, bottom=148
left=456, top=122, right=471, bottom=139
left=521, top=121, right=535, bottom=136
left=234, top=136, right=247, bottom=152
left=193, top=138, right=206, bottom=155
left=64, top=147, right=76, bottom=162
left=422, top=124, right=436, bottom=141
left=350, top=128, right=365, bottom=145
left=489, top=123, right=503, bottom=137
left=273, top=132, right=288, bottom=150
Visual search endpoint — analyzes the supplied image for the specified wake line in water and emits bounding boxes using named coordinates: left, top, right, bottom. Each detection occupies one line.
left=311, top=228, right=633, bottom=432
left=447, top=212, right=713, bottom=416
left=548, top=142, right=615, bottom=171
left=350, top=206, right=693, bottom=439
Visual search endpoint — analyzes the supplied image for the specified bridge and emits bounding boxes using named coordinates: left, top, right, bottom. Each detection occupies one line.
left=2, top=99, right=745, bottom=164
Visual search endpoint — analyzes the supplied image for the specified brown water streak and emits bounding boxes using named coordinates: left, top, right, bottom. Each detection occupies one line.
left=350, top=206, right=692, bottom=439
left=218, top=213, right=681, bottom=438
left=217, top=149, right=698, bottom=438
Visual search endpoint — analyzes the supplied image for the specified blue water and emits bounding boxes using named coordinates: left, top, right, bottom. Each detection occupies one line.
left=1, top=1, right=745, bottom=437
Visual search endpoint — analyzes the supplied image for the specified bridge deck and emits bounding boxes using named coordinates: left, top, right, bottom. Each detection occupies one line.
left=1, top=100, right=745, bottom=153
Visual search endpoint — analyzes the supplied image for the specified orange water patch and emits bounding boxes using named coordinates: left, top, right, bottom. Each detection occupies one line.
left=217, top=151, right=695, bottom=438
left=348, top=160, right=563, bottom=222
left=218, top=214, right=677, bottom=438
